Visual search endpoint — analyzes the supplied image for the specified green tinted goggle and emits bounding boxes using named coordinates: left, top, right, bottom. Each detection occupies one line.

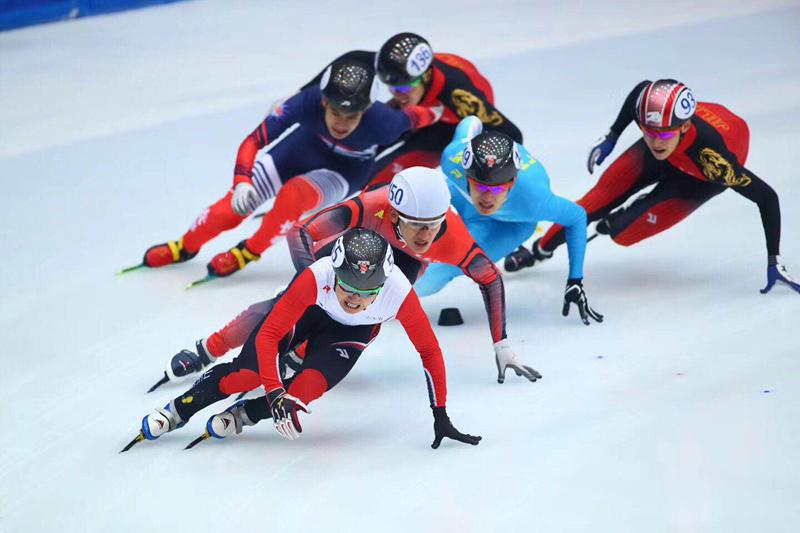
left=336, top=277, right=382, bottom=296
left=389, top=77, right=424, bottom=94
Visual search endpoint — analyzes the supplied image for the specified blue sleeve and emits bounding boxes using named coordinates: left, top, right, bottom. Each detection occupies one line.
left=440, top=116, right=482, bottom=169
left=264, top=87, right=319, bottom=140
left=367, top=103, right=413, bottom=145
left=537, top=193, right=588, bottom=279
left=465, top=217, right=538, bottom=263
left=453, top=115, right=483, bottom=143
left=440, top=137, right=465, bottom=176
left=439, top=137, right=475, bottom=217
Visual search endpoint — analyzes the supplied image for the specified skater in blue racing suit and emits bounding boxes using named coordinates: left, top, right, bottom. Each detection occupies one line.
left=416, top=116, right=603, bottom=324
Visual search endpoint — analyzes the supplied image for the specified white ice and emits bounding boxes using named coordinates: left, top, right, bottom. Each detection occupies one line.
left=1, top=1, right=799, bottom=531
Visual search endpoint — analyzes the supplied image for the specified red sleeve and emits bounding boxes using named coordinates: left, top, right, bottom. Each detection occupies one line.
left=437, top=215, right=507, bottom=343
left=255, top=268, right=317, bottom=393
left=287, top=198, right=361, bottom=271
left=395, top=289, right=447, bottom=407
left=402, top=104, right=443, bottom=130
left=461, top=249, right=506, bottom=343
left=232, top=119, right=270, bottom=186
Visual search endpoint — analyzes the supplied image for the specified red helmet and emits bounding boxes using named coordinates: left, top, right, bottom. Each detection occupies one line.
left=636, top=79, right=696, bottom=130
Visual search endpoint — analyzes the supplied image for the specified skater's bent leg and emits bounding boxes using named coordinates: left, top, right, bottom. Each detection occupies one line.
left=609, top=177, right=724, bottom=246
left=182, top=191, right=248, bottom=253
left=238, top=342, right=367, bottom=425
left=414, top=263, right=463, bottom=297
left=540, top=141, right=651, bottom=252
left=205, top=299, right=276, bottom=358
left=233, top=311, right=378, bottom=427
left=173, top=326, right=272, bottom=422
left=287, top=369, right=328, bottom=405
left=171, top=363, right=237, bottom=422
left=245, top=175, right=325, bottom=254
left=471, top=219, right=537, bottom=263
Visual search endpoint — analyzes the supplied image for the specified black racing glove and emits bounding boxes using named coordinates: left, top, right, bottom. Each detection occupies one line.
left=431, top=406, right=482, bottom=449
left=563, top=278, right=604, bottom=325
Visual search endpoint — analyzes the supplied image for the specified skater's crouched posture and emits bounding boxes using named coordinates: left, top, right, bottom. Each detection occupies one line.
left=533, top=79, right=799, bottom=294
left=123, top=228, right=480, bottom=451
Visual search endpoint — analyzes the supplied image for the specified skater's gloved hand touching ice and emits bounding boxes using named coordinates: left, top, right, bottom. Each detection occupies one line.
left=563, top=279, right=603, bottom=325
left=494, top=339, right=542, bottom=384
left=431, top=406, right=481, bottom=449
left=761, top=255, right=800, bottom=294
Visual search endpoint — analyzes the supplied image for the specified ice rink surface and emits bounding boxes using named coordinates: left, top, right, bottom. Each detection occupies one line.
left=1, top=1, right=799, bottom=531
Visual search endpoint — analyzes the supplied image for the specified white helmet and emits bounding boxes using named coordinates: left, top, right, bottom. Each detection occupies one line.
left=389, top=167, right=450, bottom=219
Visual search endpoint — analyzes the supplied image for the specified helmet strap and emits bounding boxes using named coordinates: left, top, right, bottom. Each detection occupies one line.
left=392, top=219, right=408, bottom=247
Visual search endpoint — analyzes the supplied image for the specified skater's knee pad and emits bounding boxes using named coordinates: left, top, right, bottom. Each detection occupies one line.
left=274, top=175, right=326, bottom=216
left=301, top=170, right=347, bottom=209
left=287, top=369, right=328, bottom=405
left=218, top=368, right=261, bottom=396
left=246, top=176, right=328, bottom=253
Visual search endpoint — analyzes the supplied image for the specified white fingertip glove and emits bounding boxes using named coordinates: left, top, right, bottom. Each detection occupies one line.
left=493, top=339, right=542, bottom=384
left=231, top=182, right=259, bottom=216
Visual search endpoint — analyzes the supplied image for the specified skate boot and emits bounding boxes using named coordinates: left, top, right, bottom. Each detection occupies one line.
left=206, top=400, right=256, bottom=439
left=166, top=339, right=216, bottom=381
left=141, top=402, right=185, bottom=441
left=504, top=238, right=553, bottom=272
left=504, top=246, right=534, bottom=272
left=595, top=218, right=612, bottom=235
left=531, top=238, right=554, bottom=263
left=207, top=240, right=260, bottom=277
left=143, top=238, right=198, bottom=267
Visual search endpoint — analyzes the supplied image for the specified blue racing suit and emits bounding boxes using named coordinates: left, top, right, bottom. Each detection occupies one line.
left=415, top=116, right=587, bottom=296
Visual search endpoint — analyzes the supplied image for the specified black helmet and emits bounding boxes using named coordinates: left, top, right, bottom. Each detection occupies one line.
left=331, top=228, right=393, bottom=291
left=462, top=131, right=520, bottom=185
left=376, top=32, right=433, bottom=86
left=320, top=59, right=375, bottom=113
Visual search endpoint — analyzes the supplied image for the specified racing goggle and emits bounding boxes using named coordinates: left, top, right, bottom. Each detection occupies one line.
left=397, top=212, right=446, bottom=231
left=388, top=77, right=424, bottom=94
left=642, top=127, right=680, bottom=140
left=468, top=177, right=515, bottom=195
left=336, top=277, right=383, bottom=297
